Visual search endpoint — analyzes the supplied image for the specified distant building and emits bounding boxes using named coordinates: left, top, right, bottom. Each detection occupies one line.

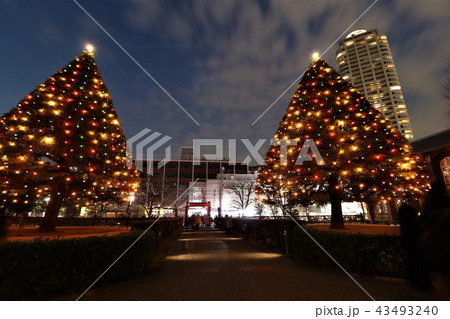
left=336, top=29, right=414, bottom=139
left=136, top=158, right=250, bottom=212
left=188, top=173, right=258, bottom=217
left=180, top=146, right=193, bottom=160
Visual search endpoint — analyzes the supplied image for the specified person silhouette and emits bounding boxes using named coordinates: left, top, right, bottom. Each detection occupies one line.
left=17, top=212, right=28, bottom=236
left=419, top=181, right=450, bottom=299
left=224, top=215, right=233, bottom=235
left=398, top=200, right=429, bottom=289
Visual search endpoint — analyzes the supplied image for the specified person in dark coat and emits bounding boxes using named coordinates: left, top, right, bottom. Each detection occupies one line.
left=419, top=181, right=450, bottom=299
left=398, top=200, right=429, bottom=290
left=189, top=214, right=196, bottom=231
left=224, top=215, right=233, bottom=235
left=194, top=213, right=202, bottom=230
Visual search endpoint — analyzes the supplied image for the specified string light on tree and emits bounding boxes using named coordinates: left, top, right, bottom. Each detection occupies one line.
left=256, top=57, right=429, bottom=229
left=312, top=52, right=320, bottom=61
left=85, top=43, right=95, bottom=54
left=0, top=45, right=140, bottom=231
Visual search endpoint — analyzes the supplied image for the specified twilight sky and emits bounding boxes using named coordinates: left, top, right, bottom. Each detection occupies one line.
left=0, top=0, right=449, bottom=161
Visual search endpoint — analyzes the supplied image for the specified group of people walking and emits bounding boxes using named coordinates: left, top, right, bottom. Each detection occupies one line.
left=188, top=213, right=212, bottom=230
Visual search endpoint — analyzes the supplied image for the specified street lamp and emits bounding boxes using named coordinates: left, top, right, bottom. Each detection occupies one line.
left=128, top=195, right=135, bottom=210
left=219, top=166, right=225, bottom=217
left=127, top=194, right=135, bottom=222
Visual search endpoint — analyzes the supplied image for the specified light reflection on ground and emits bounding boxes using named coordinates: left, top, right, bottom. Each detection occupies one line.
left=177, top=237, right=242, bottom=242
left=167, top=251, right=282, bottom=261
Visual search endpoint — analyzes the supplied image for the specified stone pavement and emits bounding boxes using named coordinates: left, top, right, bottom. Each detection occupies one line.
left=80, top=228, right=436, bottom=301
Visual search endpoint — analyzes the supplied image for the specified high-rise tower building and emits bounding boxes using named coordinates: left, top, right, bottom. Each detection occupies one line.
left=336, top=29, right=414, bottom=139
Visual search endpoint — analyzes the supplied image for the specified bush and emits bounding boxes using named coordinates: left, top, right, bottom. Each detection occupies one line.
left=6, top=216, right=184, bottom=229
left=231, top=218, right=305, bottom=253
left=290, top=227, right=406, bottom=277
left=0, top=231, right=159, bottom=300
left=130, top=218, right=183, bottom=240
left=231, top=218, right=407, bottom=277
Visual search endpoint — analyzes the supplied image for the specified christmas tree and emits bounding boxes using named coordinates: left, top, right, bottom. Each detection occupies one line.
left=0, top=46, right=140, bottom=231
left=257, top=57, right=429, bottom=228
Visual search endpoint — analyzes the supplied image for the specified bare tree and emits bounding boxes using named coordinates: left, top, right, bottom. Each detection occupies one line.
left=229, top=180, right=256, bottom=216
left=135, top=171, right=190, bottom=217
left=161, top=183, right=189, bottom=215
left=269, top=203, right=279, bottom=217
left=135, top=173, right=162, bottom=217
left=254, top=202, right=265, bottom=217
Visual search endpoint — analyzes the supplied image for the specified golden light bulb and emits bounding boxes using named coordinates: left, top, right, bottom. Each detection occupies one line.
left=312, top=52, right=320, bottom=61
left=85, top=44, right=95, bottom=53
left=42, top=136, right=54, bottom=145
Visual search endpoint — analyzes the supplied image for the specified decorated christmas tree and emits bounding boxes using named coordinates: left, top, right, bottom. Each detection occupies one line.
left=0, top=46, right=140, bottom=231
left=257, top=57, right=429, bottom=228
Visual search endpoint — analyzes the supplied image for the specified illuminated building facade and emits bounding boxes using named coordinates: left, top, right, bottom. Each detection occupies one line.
left=336, top=29, right=414, bottom=139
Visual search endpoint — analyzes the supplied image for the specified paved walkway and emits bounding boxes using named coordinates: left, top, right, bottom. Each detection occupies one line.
left=81, top=228, right=436, bottom=301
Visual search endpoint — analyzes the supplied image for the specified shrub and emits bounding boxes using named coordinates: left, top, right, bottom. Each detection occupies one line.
left=291, top=227, right=406, bottom=277
left=231, top=218, right=305, bottom=253
left=0, top=231, right=158, bottom=300
left=130, top=218, right=183, bottom=240
left=231, top=218, right=407, bottom=277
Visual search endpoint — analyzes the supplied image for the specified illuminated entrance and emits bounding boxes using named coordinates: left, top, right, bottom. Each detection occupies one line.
left=184, top=202, right=211, bottom=223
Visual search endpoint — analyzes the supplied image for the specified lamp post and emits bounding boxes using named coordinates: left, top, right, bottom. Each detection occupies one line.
left=127, top=194, right=135, bottom=225
left=219, top=166, right=224, bottom=217
left=213, top=189, right=216, bottom=215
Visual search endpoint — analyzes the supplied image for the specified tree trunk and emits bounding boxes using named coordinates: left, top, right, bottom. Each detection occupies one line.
left=367, top=201, right=376, bottom=221
left=39, top=177, right=66, bottom=232
left=328, top=176, right=345, bottom=229
left=388, top=198, right=399, bottom=224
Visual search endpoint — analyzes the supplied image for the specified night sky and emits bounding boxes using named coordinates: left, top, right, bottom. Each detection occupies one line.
left=1, top=0, right=449, bottom=161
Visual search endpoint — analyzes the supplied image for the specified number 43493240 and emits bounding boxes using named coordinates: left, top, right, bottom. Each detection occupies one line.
left=375, top=306, right=438, bottom=316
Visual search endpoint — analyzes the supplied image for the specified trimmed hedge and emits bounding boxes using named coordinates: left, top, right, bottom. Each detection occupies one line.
left=230, top=218, right=407, bottom=277
left=130, top=218, right=184, bottom=240
left=0, top=219, right=183, bottom=300
left=5, top=216, right=178, bottom=227
left=291, top=227, right=407, bottom=277
left=231, top=218, right=304, bottom=253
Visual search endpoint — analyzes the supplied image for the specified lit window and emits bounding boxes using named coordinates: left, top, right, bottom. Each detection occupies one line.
left=441, top=157, right=450, bottom=186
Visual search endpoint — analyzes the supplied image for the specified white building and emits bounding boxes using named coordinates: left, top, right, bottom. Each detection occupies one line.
left=336, top=29, right=414, bottom=140
left=188, top=173, right=259, bottom=217
left=187, top=173, right=369, bottom=220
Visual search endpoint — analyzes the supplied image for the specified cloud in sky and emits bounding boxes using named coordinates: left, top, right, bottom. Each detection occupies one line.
left=0, top=0, right=448, bottom=161
left=123, top=0, right=449, bottom=143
